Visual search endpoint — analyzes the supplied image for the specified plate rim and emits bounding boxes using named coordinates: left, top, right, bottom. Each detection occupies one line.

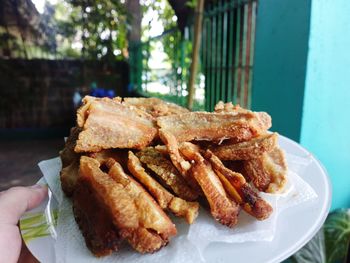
left=268, top=135, right=332, bottom=263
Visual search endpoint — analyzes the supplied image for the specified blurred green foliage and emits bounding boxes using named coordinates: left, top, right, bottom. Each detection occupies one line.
left=53, top=0, right=127, bottom=62
left=290, top=209, right=350, bottom=263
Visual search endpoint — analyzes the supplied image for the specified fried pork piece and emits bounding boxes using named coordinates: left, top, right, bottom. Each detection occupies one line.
left=158, top=129, right=191, bottom=175
left=88, top=149, right=128, bottom=170
left=128, top=151, right=199, bottom=224
left=78, top=156, right=177, bottom=254
left=214, top=102, right=272, bottom=141
left=243, top=147, right=288, bottom=193
left=123, top=97, right=189, bottom=117
left=204, top=150, right=273, bottom=220
left=60, top=127, right=82, bottom=166
left=60, top=127, right=82, bottom=196
left=75, top=96, right=157, bottom=152
left=73, top=178, right=121, bottom=256
left=214, top=101, right=249, bottom=114
left=136, top=147, right=199, bottom=201
left=76, top=96, right=122, bottom=127
left=180, top=142, right=240, bottom=227
left=209, top=133, right=278, bottom=161
left=158, top=129, right=201, bottom=192
left=157, top=111, right=271, bottom=143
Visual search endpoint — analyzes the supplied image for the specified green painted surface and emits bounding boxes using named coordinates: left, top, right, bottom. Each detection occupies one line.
left=252, top=0, right=311, bottom=141
left=301, top=0, right=350, bottom=210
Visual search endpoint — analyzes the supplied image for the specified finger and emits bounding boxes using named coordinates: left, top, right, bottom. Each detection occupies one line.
left=0, top=185, right=48, bottom=225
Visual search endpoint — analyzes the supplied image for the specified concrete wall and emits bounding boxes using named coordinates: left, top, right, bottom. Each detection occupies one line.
left=300, top=0, right=350, bottom=209
left=252, top=0, right=311, bottom=141
left=0, top=59, right=129, bottom=129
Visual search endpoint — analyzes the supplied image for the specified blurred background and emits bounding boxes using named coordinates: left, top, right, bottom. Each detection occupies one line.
left=0, top=0, right=349, bottom=260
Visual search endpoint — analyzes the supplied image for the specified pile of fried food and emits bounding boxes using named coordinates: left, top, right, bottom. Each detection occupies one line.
left=59, top=96, right=288, bottom=257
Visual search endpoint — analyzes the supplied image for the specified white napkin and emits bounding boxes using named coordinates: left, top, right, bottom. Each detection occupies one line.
left=38, top=152, right=317, bottom=263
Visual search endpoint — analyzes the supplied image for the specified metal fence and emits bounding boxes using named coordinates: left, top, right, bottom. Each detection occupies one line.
left=203, top=0, right=257, bottom=110
left=129, top=27, right=202, bottom=109
left=129, top=0, right=257, bottom=111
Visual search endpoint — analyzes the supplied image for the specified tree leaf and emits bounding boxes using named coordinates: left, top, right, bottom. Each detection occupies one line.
left=324, top=209, right=350, bottom=263
left=290, top=229, right=326, bottom=263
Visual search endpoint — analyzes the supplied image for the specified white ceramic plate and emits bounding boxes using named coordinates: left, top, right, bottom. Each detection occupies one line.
left=19, top=135, right=331, bottom=263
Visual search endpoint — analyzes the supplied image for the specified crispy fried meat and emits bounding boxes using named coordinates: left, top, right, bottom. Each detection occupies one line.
left=77, top=156, right=177, bottom=254
left=123, top=97, right=189, bottom=118
left=73, top=177, right=121, bottom=256
left=158, top=129, right=201, bottom=192
left=136, top=147, right=199, bottom=201
left=60, top=127, right=82, bottom=196
left=179, top=143, right=240, bottom=227
left=243, top=147, right=288, bottom=193
left=209, top=133, right=278, bottom=160
left=127, top=151, right=199, bottom=224
left=75, top=96, right=157, bottom=152
left=204, top=150, right=273, bottom=220
left=157, top=111, right=271, bottom=143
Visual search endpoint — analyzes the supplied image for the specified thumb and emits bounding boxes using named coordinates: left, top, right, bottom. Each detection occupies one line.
left=0, top=185, right=48, bottom=225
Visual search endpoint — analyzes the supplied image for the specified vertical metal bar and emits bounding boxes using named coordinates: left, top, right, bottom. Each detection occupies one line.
left=183, top=28, right=189, bottom=105
left=175, top=32, right=180, bottom=104
left=145, top=40, right=151, bottom=93
left=215, top=1, right=222, bottom=104
left=178, top=32, right=183, bottom=105
left=248, top=1, right=257, bottom=108
left=202, top=17, right=209, bottom=111
left=227, top=6, right=234, bottom=103
left=221, top=1, right=228, bottom=102
left=239, top=4, right=247, bottom=107
left=207, top=17, right=212, bottom=111
left=200, top=19, right=205, bottom=110
left=234, top=5, right=242, bottom=105
left=211, top=6, right=217, bottom=110
left=204, top=19, right=208, bottom=110
left=244, top=2, right=253, bottom=108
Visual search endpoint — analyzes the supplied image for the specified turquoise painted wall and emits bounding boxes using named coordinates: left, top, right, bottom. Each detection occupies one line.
left=252, top=0, right=311, bottom=141
left=300, top=0, right=350, bottom=210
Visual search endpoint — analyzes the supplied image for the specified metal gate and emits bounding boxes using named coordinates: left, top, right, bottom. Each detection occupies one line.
left=129, top=0, right=257, bottom=110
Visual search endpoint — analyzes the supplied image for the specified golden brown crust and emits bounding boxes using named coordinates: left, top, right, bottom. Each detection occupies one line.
left=158, top=129, right=191, bottom=175
left=214, top=102, right=250, bottom=114
left=180, top=143, right=240, bottom=227
left=59, top=127, right=82, bottom=196
left=59, top=97, right=286, bottom=255
left=209, top=133, right=278, bottom=161
left=158, top=129, right=201, bottom=192
left=73, top=177, right=121, bottom=257
left=77, top=96, right=122, bottom=127
left=242, top=146, right=288, bottom=193
left=204, top=150, right=273, bottom=220
left=214, top=102, right=272, bottom=134
left=60, top=127, right=82, bottom=166
left=136, top=147, right=199, bottom=201
left=123, top=97, right=189, bottom=118
left=78, top=156, right=177, bottom=254
left=88, top=149, right=129, bottom=171
left=127, top=151, right=199, bottom=224
left=60, top=160, right=80, bottom=196
left=128, top=151, right=173, bottom=208
left=157, top=111, right=271, bottom=143
left=75, top=96, right=157, bottom=152
left=242, top=158, right=271, bottom=192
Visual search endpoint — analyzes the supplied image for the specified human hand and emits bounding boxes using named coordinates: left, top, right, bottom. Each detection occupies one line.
left=0, top=185, right=47, bottom=263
